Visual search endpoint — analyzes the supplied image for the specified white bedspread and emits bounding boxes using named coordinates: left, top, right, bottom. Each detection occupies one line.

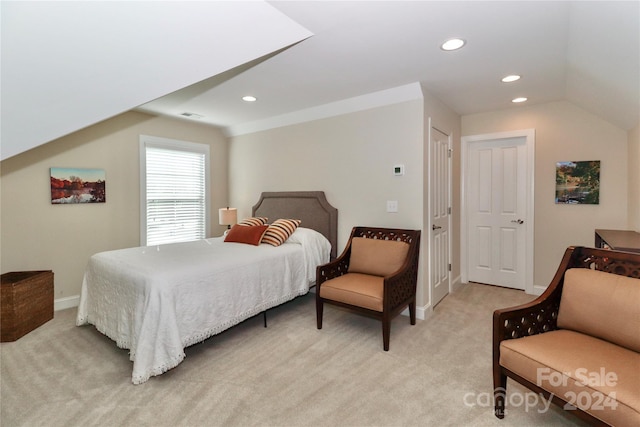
left=76, top=228, right=330, bottom=384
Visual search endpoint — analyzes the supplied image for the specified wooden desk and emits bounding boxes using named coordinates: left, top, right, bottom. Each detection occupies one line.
left=595, top=229, right=640, bottom=254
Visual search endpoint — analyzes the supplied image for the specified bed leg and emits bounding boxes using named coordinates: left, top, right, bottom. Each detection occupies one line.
left=263, top=311, right=267, bottom=328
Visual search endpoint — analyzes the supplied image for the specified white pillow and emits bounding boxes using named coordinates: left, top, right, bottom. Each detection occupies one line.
left=287, top=227, right=328, bottom=246
left=285, top=227, right=331, bottom=282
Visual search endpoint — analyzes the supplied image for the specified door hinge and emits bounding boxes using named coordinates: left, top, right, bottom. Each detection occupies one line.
left=447, top=207, right=451, bottom=215
left=448, top=148, right=452, bottom=158
left=448, top=263, right=452, bottom=271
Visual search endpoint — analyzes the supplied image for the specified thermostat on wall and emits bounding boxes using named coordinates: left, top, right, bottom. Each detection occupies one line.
left=394, top=164, right=405, bottom=176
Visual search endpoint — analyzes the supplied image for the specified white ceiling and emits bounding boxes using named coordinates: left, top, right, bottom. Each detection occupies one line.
left=0, top=0, right=311, bottom=160
left=138, top=1, right=640, bottom=134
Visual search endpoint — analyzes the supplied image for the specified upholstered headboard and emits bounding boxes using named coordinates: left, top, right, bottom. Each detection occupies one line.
left=252, top=191, right=338, bottom=259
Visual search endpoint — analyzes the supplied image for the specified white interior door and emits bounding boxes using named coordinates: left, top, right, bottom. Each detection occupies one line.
left=466, top=137, right=527, bottom=290
left=429, top=124, right=451, bottom=306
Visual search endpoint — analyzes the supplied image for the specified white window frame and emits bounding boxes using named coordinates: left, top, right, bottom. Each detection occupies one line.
left=139, top=135, right=210, bottom=246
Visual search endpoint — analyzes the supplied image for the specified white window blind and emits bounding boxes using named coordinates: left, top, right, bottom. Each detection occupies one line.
left=140, top=136, right=210, bottom=246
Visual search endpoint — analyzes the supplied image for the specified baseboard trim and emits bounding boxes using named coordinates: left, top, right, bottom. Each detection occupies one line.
left=55, top=295, right=80, bottom=312
left=532, top=285, right=546, bottom=296
left=401, top=302, right=433, bottom=321
left=418, top=303, right=433, bottom=321
left=451, top=274, right=463, bottom=292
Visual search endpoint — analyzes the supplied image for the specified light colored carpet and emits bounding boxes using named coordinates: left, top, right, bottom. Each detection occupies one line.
left=1, top=283, right=587, bottom=427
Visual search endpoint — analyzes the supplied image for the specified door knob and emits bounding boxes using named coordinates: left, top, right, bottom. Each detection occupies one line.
left=432, top=224, right=442, bottom=230
left=510, top=219, right=524, bottom=224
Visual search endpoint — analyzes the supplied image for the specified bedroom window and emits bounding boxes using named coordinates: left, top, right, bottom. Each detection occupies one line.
left=140, top=135, right=210, bottom=246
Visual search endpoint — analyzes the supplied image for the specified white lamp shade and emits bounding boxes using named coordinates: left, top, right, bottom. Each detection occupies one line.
left=218, top=207, right=237, bottom=226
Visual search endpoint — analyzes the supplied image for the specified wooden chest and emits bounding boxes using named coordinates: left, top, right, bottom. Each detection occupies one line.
left=1, top=271, right=54, bottom=342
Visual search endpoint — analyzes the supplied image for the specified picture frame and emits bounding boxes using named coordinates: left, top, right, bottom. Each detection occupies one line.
left=50, top=167, right=106, bottom=204
left=555, top=160, right=600, bottom=204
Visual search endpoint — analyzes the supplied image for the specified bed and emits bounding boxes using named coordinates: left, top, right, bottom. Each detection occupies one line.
left=76, top=191, right=338, bottom=384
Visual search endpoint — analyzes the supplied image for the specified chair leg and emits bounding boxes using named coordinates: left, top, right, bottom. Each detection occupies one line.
left=409, top=299, right=416, bottom=325
left=493, top=370, right=507, bottom=419
left=382, top=318, right=390, bottom=351
left=316, top=297, right=323, bottom=329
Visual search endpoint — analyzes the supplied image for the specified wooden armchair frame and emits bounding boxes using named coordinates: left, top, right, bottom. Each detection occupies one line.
left=493, top=246, right=640, bottom=425
left=316, top=226, right=421, bottom=351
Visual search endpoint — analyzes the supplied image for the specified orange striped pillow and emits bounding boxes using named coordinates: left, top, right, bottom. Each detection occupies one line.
left=261, top=219, right=301, bottom=247
left=238, top=217, right=268, bottom=226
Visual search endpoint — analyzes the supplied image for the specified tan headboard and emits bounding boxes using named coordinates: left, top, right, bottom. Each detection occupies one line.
left=252, top=191, right=338, bottom=259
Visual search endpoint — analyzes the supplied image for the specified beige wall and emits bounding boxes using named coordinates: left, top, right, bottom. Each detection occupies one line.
left=0, top=111, right=228, bottom=303
left=2, top=96, right=630, bottom=311
left=462, top=101, right=628, bottom=289
left=629, top=122, right=640, bottom=231
left=230, top=100, right=425, bottom=245
left=229, top=100, right=430, bottom=306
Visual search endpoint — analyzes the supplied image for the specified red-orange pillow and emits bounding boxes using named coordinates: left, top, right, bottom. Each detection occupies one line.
left=224, top=224, right=268, bottom=246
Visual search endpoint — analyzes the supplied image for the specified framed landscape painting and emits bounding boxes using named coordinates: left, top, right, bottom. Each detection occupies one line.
left=555, top=160, right=600, bottom=204
left=50, top=167, right=106, bottom=204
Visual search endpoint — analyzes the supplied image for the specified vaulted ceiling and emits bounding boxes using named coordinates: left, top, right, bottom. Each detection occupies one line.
left=3, top=1, right=638, bottom=161
left=139, top=1, right=639, bottom=135
left=1, top=1, right=311, bottom=160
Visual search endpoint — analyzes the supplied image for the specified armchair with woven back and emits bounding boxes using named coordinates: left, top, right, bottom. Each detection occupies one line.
left=493, top=246, right=640, bottom=426
left=315, top=226, right=421, bottom=351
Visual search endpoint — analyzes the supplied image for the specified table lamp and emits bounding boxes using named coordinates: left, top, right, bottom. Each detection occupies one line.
left=218, top=207, right=237, bottom=231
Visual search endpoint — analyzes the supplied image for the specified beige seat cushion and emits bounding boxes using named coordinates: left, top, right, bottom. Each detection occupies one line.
left=319, top=273, right=384, bottom=312
left=348, top=237, right=409, bottom=277
left=500, top=329, right=640, bottom=427
left=558, top=269, right=640, bottom=352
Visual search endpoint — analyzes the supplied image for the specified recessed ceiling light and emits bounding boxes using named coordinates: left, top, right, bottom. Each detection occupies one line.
left=441, top=38, right=466, bottom=51
left=242, top=95, right=257, bottom=102
left=502, top=75, right=521, bottom=83
left=512, top=97, right=528, bottom=103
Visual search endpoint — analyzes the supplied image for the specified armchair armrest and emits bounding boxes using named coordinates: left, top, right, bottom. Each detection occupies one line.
left=317, top=231, right=355, bottom=287
left=383, top=253, right=420, bottom=311
left=492, top=293, right=562, bottom=370
left=493, top=291, right=561, bottom=343
left=493, top=247, right=573, bottom=356
left=316, top=256, right=350, bottom=287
